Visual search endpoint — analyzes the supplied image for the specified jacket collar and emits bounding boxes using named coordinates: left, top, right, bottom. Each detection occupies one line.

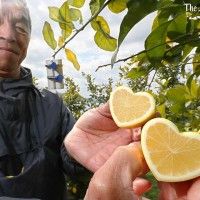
left=0, top=67, right=34, bottom=98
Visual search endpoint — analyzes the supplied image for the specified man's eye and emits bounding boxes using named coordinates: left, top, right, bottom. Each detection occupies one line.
left=15, top=23, right=29, bottom=34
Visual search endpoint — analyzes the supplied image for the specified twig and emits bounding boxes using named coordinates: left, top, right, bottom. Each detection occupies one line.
left=95, top=33, right=200, bottom=72
left=148, top=69, right=157, bottom=89
left=181, top=61, right=200, bottom=65
left=95, top=50, right=146, bottom=72
left=52, top=0, right=112, bottom=58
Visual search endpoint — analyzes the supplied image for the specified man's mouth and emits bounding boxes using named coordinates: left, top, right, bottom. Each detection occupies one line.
left=0, top=47, right=19, bottom=55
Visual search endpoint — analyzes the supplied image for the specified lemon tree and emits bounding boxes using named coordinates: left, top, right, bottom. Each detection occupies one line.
left=43, top=0, right=200, bottom=199
left=43, top=0, right=199, bottom=132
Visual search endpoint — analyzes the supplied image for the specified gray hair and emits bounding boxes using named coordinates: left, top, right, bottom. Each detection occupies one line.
left=0, top=0, right=31, bottom=34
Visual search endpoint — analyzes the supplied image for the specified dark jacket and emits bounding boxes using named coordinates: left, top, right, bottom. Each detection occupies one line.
left=0, top=67, right=88, bottom=200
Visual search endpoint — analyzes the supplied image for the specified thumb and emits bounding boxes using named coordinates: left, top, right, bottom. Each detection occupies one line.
left=96, top=102, right=112, bottom=117
left=128, top=142, right=149, bottom=175
left=133, top=177, right=152, bottom=196
left=187, top=178, right=200, bottom=200
left=158, top=181, right=191, bottom=200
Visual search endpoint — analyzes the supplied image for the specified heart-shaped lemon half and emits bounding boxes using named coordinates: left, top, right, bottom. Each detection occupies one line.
left=109, top=86, right=156, bottom=128
left=141, top=118, right=200, bottom=182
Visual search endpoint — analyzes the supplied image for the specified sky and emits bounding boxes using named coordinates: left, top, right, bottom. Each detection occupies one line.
left=24, top=0, right=155, bottom=95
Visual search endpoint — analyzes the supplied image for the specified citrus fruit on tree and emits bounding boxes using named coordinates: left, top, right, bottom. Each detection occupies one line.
left=141, top=118, right=200, bottom=182
left=109, top=86, right=156, bottom=128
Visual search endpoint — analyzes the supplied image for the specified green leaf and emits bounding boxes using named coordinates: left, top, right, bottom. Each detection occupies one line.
left=65, top=48, right=80, bottom=71
left=193, top=51, right=200, bottom=72
left=186, top=19, right=195, bottom=34
left=127, top=66, right=149, bottom=79
left=166, top=85, right=187, bottom=104
left=60, top=2, right=71, bottom=22
left=159, top=3, right=184, bottom=12
left=170, top=103, right=184, bottom=113
left=164, top=44, right=183, bottom=63
left=89, top=0, right=106, bottom=15
left=58, top=36, right=65, bottom=48
left=118, top=0, right=158, bottom=48
left=145, top=21, right=171, bottom=61
left=174, top=33, right=200, bottom=48
left=126, top=52, right=153, bottom=78
left=111, top=48, right=119, bottom=67
left=180, top=55, right=192, bottom=77
left=152, top=10, right=170, bottom=30
left=59, top=22, right=73, bottom=39
left=108, top=0, right=128, bottom=14
left=68, top=0, right=85, bottom=8
left=48, top=7, right=64, bottom=23
left=166, top=85, right=188, bottom=113
left=94, top=31, right=117, bottom=51
left=70, top=8, right=83, bottom=23
left=152, top=4, right=185, bottom=30
left=59, top=21, right=74, bottom=31
left=91, top=16, right=110, bottom=33
left=157, top=0, right=173, bottom=9
left=186, top=69, right=200, bottom=89
left=182, top=44, right=193, bottom=60
left=190, top=80, right=200, bottom=99
left=62, top=29, right=72, bottom=40
left=42, top=21, right=57, bottom=50
left=131, top=52, right=147, bottom=63
left=156, top=104, right=166, bottom=118
left=167, top=13, right=187, bottom=40
left=194, top=20, right=200, bottom=31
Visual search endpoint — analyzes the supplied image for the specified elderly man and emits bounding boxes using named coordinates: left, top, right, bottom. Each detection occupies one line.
left=1, top=0, right=200, bottom=200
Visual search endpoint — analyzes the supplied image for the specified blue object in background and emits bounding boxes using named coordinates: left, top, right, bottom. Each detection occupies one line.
left=46, top=59, right=64, bottom=90
left=55, top=75, right=64, bottom=82
left=49, top=62, right=57, bottom=70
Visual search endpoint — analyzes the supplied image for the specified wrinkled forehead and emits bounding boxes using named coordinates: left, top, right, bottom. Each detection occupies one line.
left=0, top=0, right=31, bottom=30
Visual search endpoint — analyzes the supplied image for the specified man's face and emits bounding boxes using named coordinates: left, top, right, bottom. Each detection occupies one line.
left=0, top=2, right=30, bottom=78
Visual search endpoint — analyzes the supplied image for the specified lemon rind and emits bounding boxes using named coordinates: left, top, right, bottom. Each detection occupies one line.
left=141, top=118, right=200, bottom=182
left=109, top=86, right=156, bottom=128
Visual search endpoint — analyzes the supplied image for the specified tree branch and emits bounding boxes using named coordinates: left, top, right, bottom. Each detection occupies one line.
left=95, top=33, right=200, bottom=72
left=52, top=0, right=112, bottom=58
left=148, top=69, right=157, bottom=89
left=95, top=50, right=146, bottom=72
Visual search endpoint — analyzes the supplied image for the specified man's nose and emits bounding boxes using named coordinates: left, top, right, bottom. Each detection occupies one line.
left=0, top=20, right=16, bottom=42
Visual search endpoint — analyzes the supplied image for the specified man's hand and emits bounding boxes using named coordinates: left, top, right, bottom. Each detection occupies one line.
left=84, top=143, right=151, bottom=200
left=64, top=102, right=141, bottom=172
left=159, top=178, right=200, bottom=200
